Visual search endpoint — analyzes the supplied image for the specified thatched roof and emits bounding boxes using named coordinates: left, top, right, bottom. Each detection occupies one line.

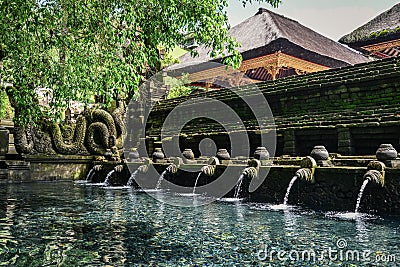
left=339, top=3, right=400, bottom=47
left=170, top=8, right=368, bottom=71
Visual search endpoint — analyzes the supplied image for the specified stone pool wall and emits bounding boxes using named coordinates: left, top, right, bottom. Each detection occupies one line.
left=130, top=162, right=400, bottom=215
left=1, top=153, right=399, bottom=215
left=0, top=156, right=93, bottom=182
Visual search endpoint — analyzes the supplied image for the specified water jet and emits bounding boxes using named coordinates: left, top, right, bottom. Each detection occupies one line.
left=282, top=156, right=317, bottom=206
left=355, top=161, right=385, bottom=213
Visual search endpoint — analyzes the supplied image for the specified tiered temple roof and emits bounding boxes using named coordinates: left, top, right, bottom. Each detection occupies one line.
left=169, top=8, right=368, bottom=88
left=340, top=3, right=400, bottom=58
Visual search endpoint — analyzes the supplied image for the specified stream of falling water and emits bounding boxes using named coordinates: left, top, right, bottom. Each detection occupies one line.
left=155, top=170, right=167, bottom=190
left=283, top=176, right=298, bottom=206
left=355, top=179, right=370, bottom=213
left=85, top=168, right=95, bottom=181
left=192, top=172, right=202, bottom=194
left=103, top=170, right=115, bottom=186
left=234, top=174, right=245, bottom=199
left=126, top=170, right=138, bottom=186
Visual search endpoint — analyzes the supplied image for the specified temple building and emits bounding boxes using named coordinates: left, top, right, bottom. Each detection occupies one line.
left=168, top=8, right=368, bottom=89
left=340, top=3, right=400, bottom=59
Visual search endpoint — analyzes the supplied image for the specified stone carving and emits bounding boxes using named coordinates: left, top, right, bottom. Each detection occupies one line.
left=376, top=144, right=397, bottom=161
left=216, top=149, right=230, bottom=160
left=254, top=147, right=270, bottom=160
left=182, top=149, right=195, bottom=160
left=201, top=156, right=220, bottom=176
left=86, top=122, right=109, bottom=155
left=310, top=145, right=329, bottom=161
left=243, top=167, right=258, bottom=179
left=31, top=127, right=56, bottom=154
left=166, top=163, right=178, bottom=174
left=0, top=126, right=9, bottom=156
left=128, top=148, right=140, bottom=161
left=364, top=160, right=385, bottom=186
left=13, top=106, right=126, bottom=156
left=49, top=116, right=87, bottom=155
left=296, top=156, right=317, bottom=182
left=89, top=109, right=117, bottom=138
left=14, top=125, right=35, bottom=155
left=152, top=148, right=165, bottom=162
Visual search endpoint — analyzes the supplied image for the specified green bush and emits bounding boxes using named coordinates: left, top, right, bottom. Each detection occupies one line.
left=165, top=73, right=193, bottom=99
left=0, top=90, right=14, bottom=119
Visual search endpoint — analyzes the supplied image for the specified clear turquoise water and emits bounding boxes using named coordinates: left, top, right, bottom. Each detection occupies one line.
left=0, top=182, right=399, bottom=266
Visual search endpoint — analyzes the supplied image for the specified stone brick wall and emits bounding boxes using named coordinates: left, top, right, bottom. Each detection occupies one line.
left=146, top=57, right=400, bottom=157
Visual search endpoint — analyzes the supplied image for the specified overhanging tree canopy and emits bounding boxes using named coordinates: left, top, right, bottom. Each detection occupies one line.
left=0, top=0, right=280, bottom=125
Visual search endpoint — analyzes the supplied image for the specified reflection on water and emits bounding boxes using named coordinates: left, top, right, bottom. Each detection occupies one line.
left=0, top=182, right=399, bottom=266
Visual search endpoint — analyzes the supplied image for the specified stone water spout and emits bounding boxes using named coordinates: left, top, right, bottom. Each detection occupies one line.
left=85, top=165, right=102, bottom=182
left=137, top=158, right=152, bottom=174
left=355, top=161, right=385, bottom=213
left=243, top=159, right=261, bottom=179
left=126, top=160, right=150, bottom=187
left=234, top=159, right=261, bottom=199
left=191, top=157, right=220, bottom=195
left=295, top=156, right=317, bottom=183
left=166, top=163, right=178, bottom=174
left=137, top=164, right=149, bottom=174
left=282, top=157, right=317, bottom=206
left=200, top=157, right=220, bottom=177
left=104, top=165, right=123, bottom=186
left=167, top=156, right=183, bottom=174
left=242, top=167, right=258, bottom=179
left=114, top=165, right=124, bottom=173
left=93, top=165, right=103, bottom=172
left=155, top=163, right=179, bottom=190
left=363, top=161, right=385, bottom=187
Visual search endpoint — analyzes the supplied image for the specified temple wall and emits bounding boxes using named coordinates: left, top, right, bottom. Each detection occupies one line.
left=146, top=57, right=400, bottom=157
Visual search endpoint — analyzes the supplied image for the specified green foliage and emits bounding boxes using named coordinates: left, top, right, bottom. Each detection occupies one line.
left=0, top=0, right=281, bottom=125
left=165, top=73, right=193, bottom=99
left=370, top=28, right=395, bottom=40
left=160, top=46, right=183, bottom=68
left=378, top=29, right=389, bottom=37
left=0, top=90, right=14, bottom=119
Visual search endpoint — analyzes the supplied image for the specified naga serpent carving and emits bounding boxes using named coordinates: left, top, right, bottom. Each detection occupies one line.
left=14, top=125, right=34, bottom=155
left=85, top=122, right=110, bottom=155
left=48, top=115, right=87, bottom=155
left=13, top=106, right=126, bottom=156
